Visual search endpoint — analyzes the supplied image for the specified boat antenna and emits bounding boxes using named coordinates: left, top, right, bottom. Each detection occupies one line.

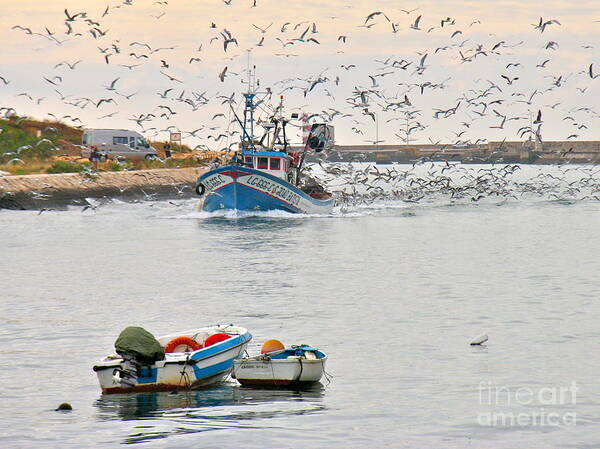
left=246, top=50, right=252, bottom=92
left=241, top=50, right=258, bottom=152
left=279, top=96, right=289, bottom=152
left=229, top=103, right=253, bottom=148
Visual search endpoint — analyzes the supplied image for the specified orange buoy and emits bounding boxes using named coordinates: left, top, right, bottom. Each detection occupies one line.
left=261, top=339, right=285, bottom=354
left=164, top=336, right=202, bottom=353
left=204, top=333, right=231, bottom=347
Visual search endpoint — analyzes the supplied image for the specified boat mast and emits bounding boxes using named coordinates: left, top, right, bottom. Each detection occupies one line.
left=242, top=92, right=256, bottom=152
left=281, top=99, right=288, bottom=153
left=242, top=51, right=256, bottom=153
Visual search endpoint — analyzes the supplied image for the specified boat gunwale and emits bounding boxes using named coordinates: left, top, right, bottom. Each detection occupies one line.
left=234, top=354, right=328, bottom=365
left=93, top=327, right=252, bottom=369
left=198, top=165, right=334, bottom=208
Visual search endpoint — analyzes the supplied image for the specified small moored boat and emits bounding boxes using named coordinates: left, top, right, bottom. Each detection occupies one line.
left=232, top=341, right=327, bottom=387
left=93, top=325, right=252, bottom=394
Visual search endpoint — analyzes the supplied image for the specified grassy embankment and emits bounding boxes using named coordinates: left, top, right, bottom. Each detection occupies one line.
left=0, top=116, right=219, bottom=175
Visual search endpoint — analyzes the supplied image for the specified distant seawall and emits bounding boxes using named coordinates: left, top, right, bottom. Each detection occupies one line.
left=0, top=167, right=206, bottom=210
left=304, top=141, right=600, bottom=164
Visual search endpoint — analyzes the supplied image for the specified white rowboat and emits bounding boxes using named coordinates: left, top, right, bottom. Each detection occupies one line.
left=232, top=345, right=327, bottom=387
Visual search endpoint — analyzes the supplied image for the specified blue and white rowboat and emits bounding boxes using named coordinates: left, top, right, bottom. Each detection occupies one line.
left=93, top=325, right=252, bottom=394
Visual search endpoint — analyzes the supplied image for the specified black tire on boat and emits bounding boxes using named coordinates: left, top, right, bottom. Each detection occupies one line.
left=195, top=183, right=205, bottom=196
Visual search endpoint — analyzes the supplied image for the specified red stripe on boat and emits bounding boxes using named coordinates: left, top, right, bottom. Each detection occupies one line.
left=219, top=170, right=252, bottom=179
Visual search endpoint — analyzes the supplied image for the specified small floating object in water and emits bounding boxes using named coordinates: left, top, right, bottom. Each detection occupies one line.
left=261, top=339, right=285, bottom=354
left=470, top=334, right=489, bottom=346
left=55, top=402, right=72, bottom=411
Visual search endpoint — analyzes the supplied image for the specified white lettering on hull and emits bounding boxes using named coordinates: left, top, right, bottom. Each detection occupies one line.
left=202, top=171, right=332, bottom=214
left=242, top=175, right=302, bottom=207
left=202, top=173, right=228, bottom=192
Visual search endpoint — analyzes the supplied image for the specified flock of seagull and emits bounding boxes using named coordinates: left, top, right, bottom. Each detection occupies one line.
left=315, top=161, right=600, bottom=209
left=2, top=1, right=600, bottom=209
left=14, top=160, right=600, bottom=214
left=3, top=2, right=599, bottom=145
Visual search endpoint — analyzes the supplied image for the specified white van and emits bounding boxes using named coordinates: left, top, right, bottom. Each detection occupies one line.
left=81, top=129, right=158, bottom=161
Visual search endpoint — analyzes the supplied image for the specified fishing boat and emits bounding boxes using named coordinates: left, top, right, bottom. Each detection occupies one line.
left=195, top=72, right=335, bottom=214
left=232, top=341, right=327, bottom=387
left=93, top=325, right=252, bottom=394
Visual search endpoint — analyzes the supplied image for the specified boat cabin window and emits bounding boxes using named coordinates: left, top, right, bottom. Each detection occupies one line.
left=270, top=158, right=281, bottom=170
left=244, top=156, right=253, bottom=166
left=257, top=157, right=269, bottom=169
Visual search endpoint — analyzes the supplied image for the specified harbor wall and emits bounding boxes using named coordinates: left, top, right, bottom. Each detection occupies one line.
left=304, top=141, right=600, bottom=164
left=0, top=167, right=206, bottom=210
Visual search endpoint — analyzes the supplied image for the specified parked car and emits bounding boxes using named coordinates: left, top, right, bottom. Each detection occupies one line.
left=81, top=129, right=158, bottom=161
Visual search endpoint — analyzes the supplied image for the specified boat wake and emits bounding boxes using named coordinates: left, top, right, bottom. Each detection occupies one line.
left=184, top=207, right=333, bottom=220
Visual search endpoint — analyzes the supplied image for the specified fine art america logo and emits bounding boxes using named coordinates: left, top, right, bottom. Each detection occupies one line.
left=477, top=381, right=577, bottom=427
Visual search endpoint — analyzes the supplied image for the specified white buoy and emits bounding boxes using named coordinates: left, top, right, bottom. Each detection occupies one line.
left=470, top=334, right=489, bottom=346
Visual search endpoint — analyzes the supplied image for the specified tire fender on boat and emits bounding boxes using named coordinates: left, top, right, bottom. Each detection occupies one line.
left=195, top=183, right=205, bottom=196
left=164, top=336, right=202, bottom=353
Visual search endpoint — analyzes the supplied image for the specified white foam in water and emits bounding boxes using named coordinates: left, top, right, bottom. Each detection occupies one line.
left=182, top=207, right=333, bottom=220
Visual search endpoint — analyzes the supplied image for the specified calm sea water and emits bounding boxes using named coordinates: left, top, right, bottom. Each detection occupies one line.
left=1, top=164, right=599, bottom=448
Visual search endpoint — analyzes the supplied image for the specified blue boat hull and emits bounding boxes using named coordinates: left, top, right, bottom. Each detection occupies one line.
left=196, top=166, right=333, bottom=214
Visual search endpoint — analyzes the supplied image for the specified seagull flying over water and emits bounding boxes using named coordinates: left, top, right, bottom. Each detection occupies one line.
left=410, top=15, right=422, bottom=30
left=364, top=11, right=389, bottom=25
left=532, top=17, right=561, bottom=33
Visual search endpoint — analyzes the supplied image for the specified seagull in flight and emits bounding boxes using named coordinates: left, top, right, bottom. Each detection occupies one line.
left=410, top=15, right=422, bottom=30
left=252, top=22, right=273, bottom=33
left=364, top=11, right=390, bottom=24
left=218, top=66, right=228, bottom=82
left=532, top=17, right=561, bottom=33
left=64, top=9, right=85, bottom=22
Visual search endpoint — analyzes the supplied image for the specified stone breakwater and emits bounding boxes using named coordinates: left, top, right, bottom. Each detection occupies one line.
left=0, top=167, right=207, bottom=210
left=304, top=141, right=600, bottom=164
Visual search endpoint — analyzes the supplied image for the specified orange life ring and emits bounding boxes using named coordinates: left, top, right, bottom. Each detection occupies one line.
left=164, top=336, right=202, bottom=353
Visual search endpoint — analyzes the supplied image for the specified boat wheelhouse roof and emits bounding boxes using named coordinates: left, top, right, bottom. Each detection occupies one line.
left=242, top=150, right=292, bottom=159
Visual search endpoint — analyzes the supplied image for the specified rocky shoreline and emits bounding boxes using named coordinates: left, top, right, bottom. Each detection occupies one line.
left=0, top=167, right=206, bottom=210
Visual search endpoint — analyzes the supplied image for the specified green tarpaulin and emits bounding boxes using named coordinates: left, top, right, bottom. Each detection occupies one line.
left=114, top=326, right=165, bottom=364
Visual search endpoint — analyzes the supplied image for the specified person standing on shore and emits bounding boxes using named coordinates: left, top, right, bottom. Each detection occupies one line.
left=163, top=143, right=172, bottom=159
left=90, top=147, right=101, bottom=169
left=210, top=158, right=220, bottom=170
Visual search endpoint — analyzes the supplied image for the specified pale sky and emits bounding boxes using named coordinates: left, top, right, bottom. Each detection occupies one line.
left=1, top=0, right=599, bottom=147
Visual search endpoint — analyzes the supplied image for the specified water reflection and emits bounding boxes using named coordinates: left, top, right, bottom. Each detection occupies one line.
left=197, top=214, right=313, bottom=252
left=198, top=213, right=309, bottom=233
left=94, top=383, right=326, bottom=444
